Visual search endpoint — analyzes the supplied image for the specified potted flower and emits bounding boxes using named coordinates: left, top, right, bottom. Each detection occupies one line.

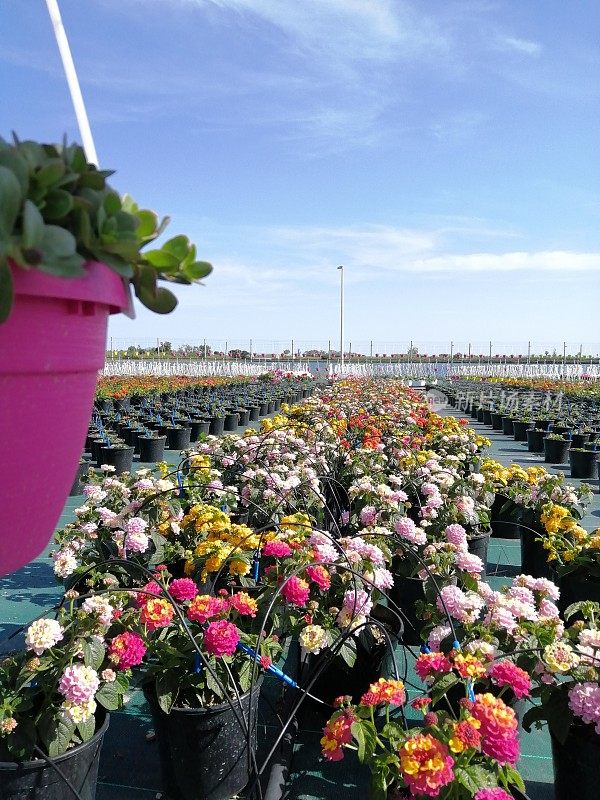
left=0, top=136, right=212, bottom=575
left=543, top=433, right=571, bottom=465
left=0, top=595, right=136, bottom=798
left=321, top=683, right=527, bottom=799
left=523, top=601, right=600, bottom=800
left=130, top=571, right=279, bottom=800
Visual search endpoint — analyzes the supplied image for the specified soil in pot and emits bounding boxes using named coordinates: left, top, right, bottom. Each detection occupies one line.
left=138, top=435, right=166, bottom=462
left=144, top=682, right=262, bottom=800
left=0, top=710, right=109, bottom=800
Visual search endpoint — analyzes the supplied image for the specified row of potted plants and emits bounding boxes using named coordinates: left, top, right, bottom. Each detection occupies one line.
left=3, top=379, right=598, bottom=799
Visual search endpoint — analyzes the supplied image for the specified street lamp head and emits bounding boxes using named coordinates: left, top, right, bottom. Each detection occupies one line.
left=337, top=265, right=343, bottom=270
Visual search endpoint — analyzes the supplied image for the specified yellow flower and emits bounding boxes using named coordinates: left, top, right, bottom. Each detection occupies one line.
left=229, top=559, right=250, bottom=576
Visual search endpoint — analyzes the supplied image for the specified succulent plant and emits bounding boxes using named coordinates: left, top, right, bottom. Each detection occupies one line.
left=0, top=135, right=212, bottom=322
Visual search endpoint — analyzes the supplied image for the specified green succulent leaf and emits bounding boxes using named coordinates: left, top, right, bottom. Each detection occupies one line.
left=143, top=249, right=180, bottom=271
left=34, top=158, right=66, bottom=189
left=22, top=200, right=44, bottom=249
left=43, top=188, right=74, bottom=220
left=0, top=257, right=14, bottom=323
left=138, top=285, right=178, bottom=314
left=162, top=234, right=190, bottom=261
left=0, top=165, right=22, bottom=239
left=183, top=260, right=213, bottom=281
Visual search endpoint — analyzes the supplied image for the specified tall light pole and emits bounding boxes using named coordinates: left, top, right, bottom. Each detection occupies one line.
left=337, top=265, right=344, bottom=373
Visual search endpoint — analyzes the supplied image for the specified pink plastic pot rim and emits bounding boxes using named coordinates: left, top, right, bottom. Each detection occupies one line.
left=9, top=260, right=129, bottom=315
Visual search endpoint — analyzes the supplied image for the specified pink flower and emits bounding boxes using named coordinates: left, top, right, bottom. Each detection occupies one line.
left=262, top=540, right=292, bottom=558
left=59, top=664, right=100, bottom=703
left=568, top=682, right=600, bottom=733
left=108, top=632, right=147, bottom=670
left=394, top=517, right=427, bottom=545
left=469, top=693, right=519, bottom=766
left=187, top=595, right=228, bottom=624
left=126, top=517, right=147, bottom=534
left=134, top=581, right=162, bottom=608
left=204, top=620, right=239, bottom=657
left=281, top=576, right=310, bottom=606
left=474, top=790, right=514, bottom=800
left=305, top=565, right=331, bottom=591
left=360, top=506, right=377, bottom=526
left=488, top=661, right=531, bottom=699
left=455, top=549, right=484, bottom=575
left=415, top=652, right=453, bottom=681
left=444, top=523, right=467, bottom=547
left=169, top=578, right=198, bottom=602
left=436, top=585, right=484, bottom=624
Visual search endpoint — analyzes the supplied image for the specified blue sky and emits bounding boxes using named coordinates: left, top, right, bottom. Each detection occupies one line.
left=2, top=0, right=600, bottom=353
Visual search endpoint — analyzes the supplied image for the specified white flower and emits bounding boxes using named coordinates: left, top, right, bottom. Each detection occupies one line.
left=53, top=549, right=78, bottom=579
left=82, top=596, right=114, bottom=626
left=62, top=698, right=97, bottom=724
left=299, top=624, right=329, bottom=655
left=25, top=619, right=64, bottom=655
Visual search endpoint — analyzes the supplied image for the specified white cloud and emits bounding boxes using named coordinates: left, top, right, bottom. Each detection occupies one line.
left=497, top=35, right=542, bottom=56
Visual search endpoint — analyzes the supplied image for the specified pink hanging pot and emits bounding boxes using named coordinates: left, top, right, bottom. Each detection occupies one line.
left=0, top=261, right=128, bottom=575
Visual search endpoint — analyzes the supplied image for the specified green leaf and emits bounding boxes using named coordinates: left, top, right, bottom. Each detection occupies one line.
left=162, top=235, right=190, bottom=261
left=40, top=711, right=76, bottom=757
left=96, top=681, right=123, bottom=711
left=156, top=672, right=179, bottom=713
left=138, top=285, right=178, bottom=314
left=183, top=260, right=213, bottom=281
left=83, top=637, right=106, bottom=670
left=351, top=719, right=377, bottom=762
left=77, top=714, right=96, bottom=743
left=0, top=258, right=14, bottom=323
left=35, top=158, right=66, bottom=189
left=455, top=764, right=497, bottom=794
left=0, top=149, right=29, bottom=194
left=143, top=249, right=180, bottom=270
left=430, top=672, right=459, bottom=705
left=44, top=188, right=74, bottom=220
left=0, top=164, right=22, bottom=238
left=22, top=200, right=44, bottom=248
left=40, top=224, right=77, bottom=258
left=205, top=664, right=224, bottom=700
left=338, top=638, right=357, bottom=669
left=103, top=190, right=121, bottom=216
left=135, top=209, right=159, bottom=240
left=503, top=766, right=526, bottom=793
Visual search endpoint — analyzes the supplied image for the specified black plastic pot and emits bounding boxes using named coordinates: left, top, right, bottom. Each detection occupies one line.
left=558, top=571, right=600, bottom=617
left=526, top=428, right=545, bottom=453
left=223, top=412, right=239, bottom=431
left=259, top=402, right=269, bottom=416
left=267, top=401, right=275, bottom=414
left=551, top=723, right=600, bottom=800
left=534, top=418, right=552, bottom=431
left=145, top=682, right=262, bottom=800
left=490, top=495, right=519, bottom=539
left=569, top=448, right=598, bottom=479
left=190, top=420, right=211, bottom=440
left=237, top=409, right=251, bottom=427
left=553, top=425, right=572, bottom=437
left=501, top=416, right=514, bottom=435
left=209, top=417, right=225, bottom=436
left=491, top=412, right=503, bottom=430
left=99, top=445, right=134, bottom=474
left=388, top=575, right=426, bottom=645
left=476, top=407, right=485, bottom=422
left=166, top=426, right=192, bottom=450
left=69, top=461, right=88, bottom=496
left=571, top=432, right=590, bottom=449
left=544, top=437, right=570, bottom=464
left=248, top=406, right=260, bottom=422
left=138, top=435, right=166, bottom=462
left=512, top=420, right=530, bottom=441
left=0, top=711, right=109, bottom=800
left=481, top=409, right=492, bottom=425
left=467, top=529, right=490, bottom=577
left=519, top=524, right=554, bottom=580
